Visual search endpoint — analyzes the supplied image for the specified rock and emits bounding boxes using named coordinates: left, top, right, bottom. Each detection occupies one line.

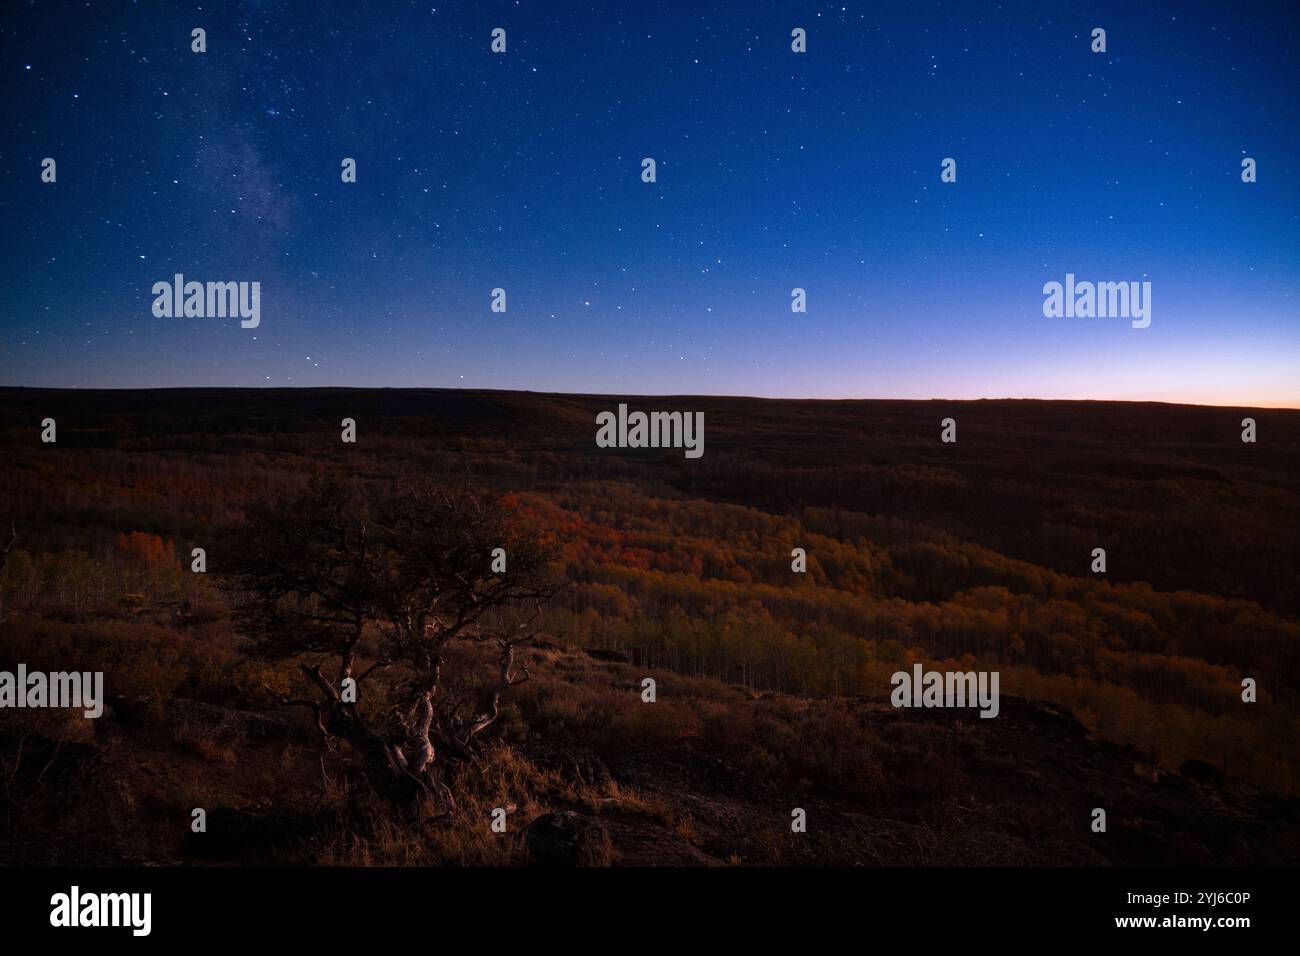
left=524, top=811, right=613, bottom=866
left=1180, top=758, right=1226, bottom=783
left=102, top=694, right=151, bottom=728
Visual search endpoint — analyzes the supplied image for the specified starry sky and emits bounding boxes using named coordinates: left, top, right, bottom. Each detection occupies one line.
left=2, top=0, right=1298, bottom=405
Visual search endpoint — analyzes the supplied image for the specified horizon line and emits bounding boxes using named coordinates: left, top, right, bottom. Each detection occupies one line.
left=1, top=383, right=1296, bottom=411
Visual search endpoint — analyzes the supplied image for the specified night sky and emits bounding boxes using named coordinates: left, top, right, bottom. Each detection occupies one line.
left=2, top=1, right=1298, bottom=405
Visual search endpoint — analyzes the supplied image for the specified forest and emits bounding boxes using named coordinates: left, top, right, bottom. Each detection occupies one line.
left=1, top=387, right=1298, bottom=864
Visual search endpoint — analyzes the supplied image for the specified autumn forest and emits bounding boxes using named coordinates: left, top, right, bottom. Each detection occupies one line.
left=1, top=387, right=1298, bottom=866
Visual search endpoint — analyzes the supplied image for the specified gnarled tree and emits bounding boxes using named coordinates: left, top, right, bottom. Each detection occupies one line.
left=223, top=477, right=558, bottom=818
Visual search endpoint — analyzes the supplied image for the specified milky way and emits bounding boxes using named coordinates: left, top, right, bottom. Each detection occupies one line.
left=2, top=1, right=1297, bottom=405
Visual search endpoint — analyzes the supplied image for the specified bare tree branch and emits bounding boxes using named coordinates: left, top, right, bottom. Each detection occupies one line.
left=221, top=478, right=558, bottom=820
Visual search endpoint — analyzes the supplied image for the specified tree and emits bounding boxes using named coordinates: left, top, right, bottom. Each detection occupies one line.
left=223, top=477, right=559, bottom=819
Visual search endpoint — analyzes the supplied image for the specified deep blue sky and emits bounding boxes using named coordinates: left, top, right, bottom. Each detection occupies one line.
left=2, top=1, right=1298, bottom=404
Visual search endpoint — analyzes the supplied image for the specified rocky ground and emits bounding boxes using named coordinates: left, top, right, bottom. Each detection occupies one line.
left=2, top=647, right=1296, bottom=867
